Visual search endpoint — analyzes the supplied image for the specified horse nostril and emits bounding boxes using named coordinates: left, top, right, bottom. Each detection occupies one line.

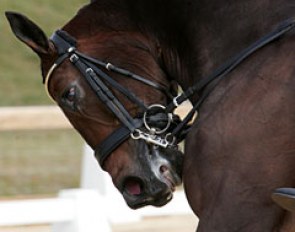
left=160, top=165, right=169, bottom=174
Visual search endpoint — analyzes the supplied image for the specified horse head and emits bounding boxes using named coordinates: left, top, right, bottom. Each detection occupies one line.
left=6, top=11, right=183, bottom=209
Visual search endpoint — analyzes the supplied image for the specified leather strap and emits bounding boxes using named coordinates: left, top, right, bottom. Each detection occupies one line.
left=95, top=126, right=131, bottom=165
left=95, top=119, right=143, bottom=165
left=46, top=17, right=295, bottom=167
left=168, top=17, right=295, bottom=139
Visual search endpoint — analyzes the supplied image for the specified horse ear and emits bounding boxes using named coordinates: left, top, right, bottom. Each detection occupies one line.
left=5, top=11, right=49, bottom=55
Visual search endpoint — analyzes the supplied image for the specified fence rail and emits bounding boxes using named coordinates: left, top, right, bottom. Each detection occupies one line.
left=0, top=190, right=111, bottom=232
left=0, top=189, right=195, bottom=231
left=0, top=102, right=192, bottom=131
left=0, top=198, right=74, bottom=226
left=0, top=106, right=71, bottom=131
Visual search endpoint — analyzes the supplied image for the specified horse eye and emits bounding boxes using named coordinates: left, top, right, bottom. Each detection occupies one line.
left=65, top=87, right=76, bottom=102
left=62, top=86, right=78, bottom=110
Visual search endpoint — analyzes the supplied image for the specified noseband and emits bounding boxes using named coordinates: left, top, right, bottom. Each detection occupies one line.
left=45, top=18, right=294, bottom=166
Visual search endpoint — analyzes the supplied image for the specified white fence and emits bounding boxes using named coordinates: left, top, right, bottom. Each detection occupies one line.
left=0, top=189, right=111, bottom=232
left=0, top=189, right=192, bottom=232
left=0, top=105, right=195, bottom=231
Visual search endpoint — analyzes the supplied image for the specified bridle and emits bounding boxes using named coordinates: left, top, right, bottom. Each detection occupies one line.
left=45, top=30, right=183, bottom=165
left=45, top=18, right=294, bottom=166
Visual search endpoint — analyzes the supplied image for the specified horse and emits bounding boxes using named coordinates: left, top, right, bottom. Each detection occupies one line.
left=5, top=0, right=295, bottom=231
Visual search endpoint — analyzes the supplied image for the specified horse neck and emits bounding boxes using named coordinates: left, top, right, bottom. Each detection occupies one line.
left=158, top=0, right=294, bottom=95
left=181, top=0, right=293, bottom=83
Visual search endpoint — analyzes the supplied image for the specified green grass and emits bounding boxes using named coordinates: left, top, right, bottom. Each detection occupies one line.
left=0, top=0, right=88, bottom=106
left=0, top=129, right=84, bottom=196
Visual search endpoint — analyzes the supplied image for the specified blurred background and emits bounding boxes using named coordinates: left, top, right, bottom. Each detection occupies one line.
left=0, top=0, right=87, bottom=198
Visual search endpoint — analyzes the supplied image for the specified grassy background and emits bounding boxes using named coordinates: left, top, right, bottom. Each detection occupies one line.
left=0, top=0, right=88, bottom=106
left=0, top=1, right=89, bottom=196
left=0, top=129, right=84, bottom=196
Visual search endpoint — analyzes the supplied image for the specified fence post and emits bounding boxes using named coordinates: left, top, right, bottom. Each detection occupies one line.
left=80, top=144, right=142, bottom=223
left=52, top=189, right=111, bottom=232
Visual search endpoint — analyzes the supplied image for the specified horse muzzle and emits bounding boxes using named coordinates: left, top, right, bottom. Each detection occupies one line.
left=121, top=175, right=176, bottom=209
left=120, top=152, right=182, bottom=209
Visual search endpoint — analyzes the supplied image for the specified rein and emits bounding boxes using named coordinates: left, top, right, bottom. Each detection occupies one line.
left=45, top=18, right=294, bottom=166
left=166, top=18, right=295, bottom=139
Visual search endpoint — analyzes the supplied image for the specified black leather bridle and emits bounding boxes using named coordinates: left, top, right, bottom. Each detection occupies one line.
left=45, top=18, right=294, bottom=166
left=45, top=30, right=183, bottom=165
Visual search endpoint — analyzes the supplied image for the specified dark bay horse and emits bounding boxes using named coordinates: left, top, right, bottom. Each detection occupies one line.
left=6, top=0, right=295, bottom=231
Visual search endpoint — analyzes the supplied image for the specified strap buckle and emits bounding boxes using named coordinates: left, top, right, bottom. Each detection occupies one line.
left=173, top=94, right=183, bottom=107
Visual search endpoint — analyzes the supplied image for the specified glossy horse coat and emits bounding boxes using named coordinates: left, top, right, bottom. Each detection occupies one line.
left=6, top=0, right=295, bottom=231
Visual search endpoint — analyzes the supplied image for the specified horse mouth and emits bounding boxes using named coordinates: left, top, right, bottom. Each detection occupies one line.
left=121, top=173, right=179, bottom=209
left=123, top=177, right=144, bottom=197
left=160, top=165, right=181, bottom=192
